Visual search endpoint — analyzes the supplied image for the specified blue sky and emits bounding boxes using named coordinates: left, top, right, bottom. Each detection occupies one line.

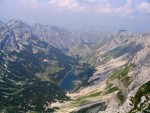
left=0, top=0, right=150, bottom=32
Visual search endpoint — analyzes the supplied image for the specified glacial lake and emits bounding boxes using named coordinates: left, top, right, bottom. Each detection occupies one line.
left=59, top=68, right=79, bottom=92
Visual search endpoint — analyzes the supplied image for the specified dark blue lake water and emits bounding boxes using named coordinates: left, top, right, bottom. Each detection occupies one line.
left=59, top=68, right=79, bottom=92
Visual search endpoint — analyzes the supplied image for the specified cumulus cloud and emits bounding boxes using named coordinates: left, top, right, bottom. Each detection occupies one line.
left=137, top=2, right=150, bottom=14
left=18, top=0, right=138, bottom=17
left=46, top=0, right=134, bottom=16
left=17, top=0, right=150, bottom=18
left=48, top=0, right=86, bottom=12
left=97, top=0, right=133, bottom=16
left=19, top=0, right=44, bottom=8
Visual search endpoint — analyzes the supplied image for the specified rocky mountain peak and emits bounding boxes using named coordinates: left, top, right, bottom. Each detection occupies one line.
left=116, top=30, right=132, bottom=37
left=33, top=23, right=68, bottom=35
left=6, top=20, right=30, bottom=29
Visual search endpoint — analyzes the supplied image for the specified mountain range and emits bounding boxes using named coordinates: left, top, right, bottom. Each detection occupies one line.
left=0, top=20, right=149, bottom=113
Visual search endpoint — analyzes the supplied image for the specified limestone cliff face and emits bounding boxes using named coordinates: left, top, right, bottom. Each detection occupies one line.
left=117, top=33, right=150, bottom=113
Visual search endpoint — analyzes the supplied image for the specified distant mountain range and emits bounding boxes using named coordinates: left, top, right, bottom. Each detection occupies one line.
left=0, top=20, right=107, bottom=52
left=0, top=20, right=150, bottom=113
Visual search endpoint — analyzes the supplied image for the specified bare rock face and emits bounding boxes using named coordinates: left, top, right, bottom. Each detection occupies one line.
left=80, top=30, right=150, bottom=113
left=101, top=32, right=150, bottom=113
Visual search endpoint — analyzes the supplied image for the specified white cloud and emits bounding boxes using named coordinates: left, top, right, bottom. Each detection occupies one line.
left=87, top=0, right=98, bottom=3
left=97, top=0, right=133, bottom=16
left=19, top=0, right=135, bottom=16
left=86, top=0, right=107, bottom=3
left=137, top=2, right=150, bottom=14
left=18, top=0, right=149, bottom=18
left=19, top=0, right=44, bottom=8
left=48, top=0, right=86, bottom=12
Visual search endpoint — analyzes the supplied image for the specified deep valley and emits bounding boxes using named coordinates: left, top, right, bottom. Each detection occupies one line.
left=0, top=20, right=150, bottom=113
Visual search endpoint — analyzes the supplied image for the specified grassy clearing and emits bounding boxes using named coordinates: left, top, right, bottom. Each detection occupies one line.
left=107, top=63, right=135, bottom=88
left=71, top=99, right=89, bottom=106
left=87, top=91, right=102, bottom=97
left=108, top=70, right=122, bottom=80
left=108, top=63, right=135, bottom=81
left=43, top=66, right=65, bottom=75
left=104, top=86, right=119, bottom=94
left=117, top=91, right=125, bottom=105
left=105, top=63, right=136, bottom=105
left=121, top=76, right=132, bottom=88
left=36, top=65, right=64, bottom=81
left=71, top=91, right=102, bottom=106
